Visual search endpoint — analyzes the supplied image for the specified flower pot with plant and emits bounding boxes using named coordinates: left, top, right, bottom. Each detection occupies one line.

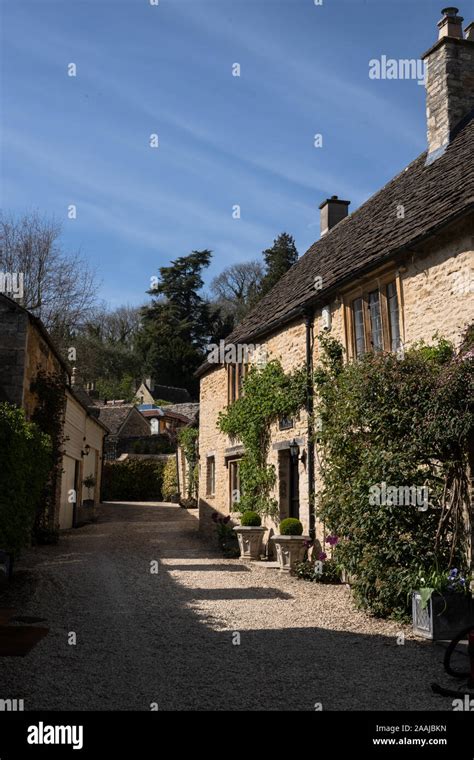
left=233, top=511, right=266, bottom=560
left=412, top=567, right=474, bottom=640
left=82, top=475, right=96, bottom=508
left=271, top=518, right=310, bottom=573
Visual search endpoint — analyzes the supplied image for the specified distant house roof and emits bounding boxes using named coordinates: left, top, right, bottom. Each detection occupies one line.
left=141, top=407, right=191, bottom=423
left=147, top=383, right=192, bottom=403
left=96, top=404, right=145, bottom=436
left=162, top=402, right=200, bottom=422
left=196, top=112, right=474, bottom=377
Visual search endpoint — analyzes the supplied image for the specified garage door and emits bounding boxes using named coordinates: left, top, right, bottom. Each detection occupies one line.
left=59, top=455, right=77, bottom=529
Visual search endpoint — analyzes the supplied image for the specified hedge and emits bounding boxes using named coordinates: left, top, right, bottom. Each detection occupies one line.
left=162, top=456, right=178, bottom=501
left=102, top=458, right=165, bottom=501
left=0, top=403, right=52, bottom=555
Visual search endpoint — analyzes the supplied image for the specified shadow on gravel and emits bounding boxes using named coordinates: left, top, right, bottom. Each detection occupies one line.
left=182, top=586, right=294, bottom=601
left=0, top=502, right=448, bottom=711
left=167, top=564, right=251, bottom=573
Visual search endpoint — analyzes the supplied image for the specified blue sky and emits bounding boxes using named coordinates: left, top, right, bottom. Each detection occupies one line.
left=1, top=0, right=447, bottom=307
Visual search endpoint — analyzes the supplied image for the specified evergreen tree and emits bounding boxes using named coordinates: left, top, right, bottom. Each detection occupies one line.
left=138, top=250, right=223, bottom=396
left=259, top=232, right=298, bottom=297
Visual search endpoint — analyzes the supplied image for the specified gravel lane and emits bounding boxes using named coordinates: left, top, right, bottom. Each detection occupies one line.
left=0, top=502, right=455, bottom=711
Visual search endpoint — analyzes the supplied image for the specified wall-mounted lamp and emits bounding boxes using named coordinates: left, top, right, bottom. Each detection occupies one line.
left=81, top=444, right=91, bottom=458
left=289, top=439, right=300, bottom=464
left=321, top=305, right=332, bottom=332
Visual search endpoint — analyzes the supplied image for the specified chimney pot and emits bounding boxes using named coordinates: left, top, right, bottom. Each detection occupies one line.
left=318, top=197, right=350, bottom=237
left=438, top=7, right=464, bottom=39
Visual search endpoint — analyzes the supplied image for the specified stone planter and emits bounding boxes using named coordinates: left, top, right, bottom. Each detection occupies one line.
left=412, top=591, right=474, bottom=640
left=271, top=535, right=310, bottom=573
left=76, top=501, right=98, bottom=526
left=233, top=526, right=266, bottom=560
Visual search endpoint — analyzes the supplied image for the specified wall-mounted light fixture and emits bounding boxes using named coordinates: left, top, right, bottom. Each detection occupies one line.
left=321, top=305, right=332, bottom=332
left=81, top=444, right=91, bottom=458
left=289, top=439, right=300, bottom=464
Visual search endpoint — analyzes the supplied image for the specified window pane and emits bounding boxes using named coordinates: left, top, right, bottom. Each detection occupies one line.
left=237, top=363, right=245, bottom=397
left=228, top=365, right=237, bottom=404
left=230, top=460, right=240, bottom=506
left=352, top=298, right=365, bottom=357
left=207, top=457, right=215, bottom=496
left=387, top=282, right=401, bottom=352
left=368, top=290, right=383, bottom=352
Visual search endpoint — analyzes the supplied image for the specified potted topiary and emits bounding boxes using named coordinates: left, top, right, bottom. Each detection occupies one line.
left=233, top=511, right=266, bottom=560
left=271, top=518, right=310, bottom=573
left=412, top=567, right=474, bottom=640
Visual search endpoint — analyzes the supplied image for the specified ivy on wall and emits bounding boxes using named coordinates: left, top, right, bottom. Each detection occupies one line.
left=177, top=427, right=199, bottom=499
left=30, top=369, right=67, bottom=543
left=315, top=330, right=473, bottom=619
left=0, top=403, right=52, bottom=555
left=218, top=360, right=306, bottom=517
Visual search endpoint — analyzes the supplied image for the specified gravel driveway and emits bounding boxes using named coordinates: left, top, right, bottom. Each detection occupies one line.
left=0, top=502, right=455, bottom=711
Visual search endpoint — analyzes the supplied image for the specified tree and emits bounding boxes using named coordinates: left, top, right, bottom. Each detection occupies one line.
left=259, top=232, right=298, bottom=297
left=210, top=261, right=263, bottom=323
left=0, top=212, right=99, bottom=341
left=138, top=250, right=221, bottom=396
left=67, top=305, right=143, bottom=392
left=98, top=305, right=142, bottom=348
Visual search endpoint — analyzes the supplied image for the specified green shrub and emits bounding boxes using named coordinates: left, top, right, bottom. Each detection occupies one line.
left=102, top=458, right=165, bottom=501
left=162, top=456, right=178, bottom=501
left=279, top=518, right=303, bottom=536
left=240, top=510, right=262, bottom=527
left=295, top=558, right=341, bottom=584
left=0, top=403, right=52, bottom=555
left=129, top=435, right=174, bottom=455
left=316, top=330, right=474, bottom=619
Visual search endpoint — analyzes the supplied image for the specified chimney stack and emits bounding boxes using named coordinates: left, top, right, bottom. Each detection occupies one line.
left=319, top=196, right=350, bottom=237
left=422, top=7, right=474, bottom=164
left=437, top=6, right=464, bottom=38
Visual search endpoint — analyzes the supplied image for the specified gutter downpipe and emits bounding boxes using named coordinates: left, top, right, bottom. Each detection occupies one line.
left=304, top=309, right=316, bottom=541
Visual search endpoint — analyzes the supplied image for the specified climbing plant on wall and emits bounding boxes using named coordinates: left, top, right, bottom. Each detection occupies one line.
left=218, top=360, right=307, bottom=517
left=31, top=368, right=67, bottom=543
left=314, top=329, right=474, bottom=619
left=0, top=403, right=52, bottom=555
left=177, top=427, right=199, bottom=499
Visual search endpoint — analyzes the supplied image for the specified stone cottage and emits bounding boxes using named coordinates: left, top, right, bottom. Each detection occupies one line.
left=97, top=403, right=151, bottom=460
left=196, top=9, right=474, bottom=554
left=140, top=405, right=193, bottom=436
left=0, top=294, right=108, bottom=531
left=134, top=379, right=192, bottom=406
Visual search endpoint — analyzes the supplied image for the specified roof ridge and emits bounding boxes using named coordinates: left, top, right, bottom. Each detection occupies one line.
left=215, top=115, right=473, bottom=355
